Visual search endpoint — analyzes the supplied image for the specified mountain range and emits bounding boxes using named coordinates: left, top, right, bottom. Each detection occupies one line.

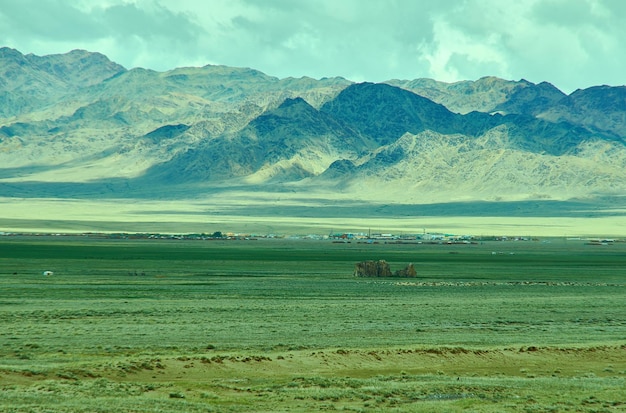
left=2, top=47, right=626, bottom=223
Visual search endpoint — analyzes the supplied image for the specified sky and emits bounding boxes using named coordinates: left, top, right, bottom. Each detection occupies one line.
left=1, top=0, right=625, bottom=93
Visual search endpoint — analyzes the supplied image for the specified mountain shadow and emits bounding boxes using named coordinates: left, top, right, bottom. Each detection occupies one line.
left=142, top=97, right=372, bottom=184
left=321, top=82, right=609, bottom=156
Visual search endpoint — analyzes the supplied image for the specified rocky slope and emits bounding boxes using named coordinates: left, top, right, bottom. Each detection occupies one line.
left=385, top=76, right=567, bottom=116
left=1, top=48, right=626, bottom=207
left=0, top=47, right=126, bottom=119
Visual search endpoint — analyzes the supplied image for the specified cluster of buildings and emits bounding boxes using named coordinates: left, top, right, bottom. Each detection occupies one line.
left=327, top=231, right=477, bottom=243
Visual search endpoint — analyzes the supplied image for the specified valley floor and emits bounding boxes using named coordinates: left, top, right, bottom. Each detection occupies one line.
left=2, top=195, right=626, bottom=237
left=1, top=237, right=624, bottom=412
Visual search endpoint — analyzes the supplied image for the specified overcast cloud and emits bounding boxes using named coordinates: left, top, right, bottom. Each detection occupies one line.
left=1, top=0, right=625, bottom=93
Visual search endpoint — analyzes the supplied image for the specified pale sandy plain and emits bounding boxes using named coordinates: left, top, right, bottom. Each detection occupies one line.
left=2, top=195, right=626, bottom=237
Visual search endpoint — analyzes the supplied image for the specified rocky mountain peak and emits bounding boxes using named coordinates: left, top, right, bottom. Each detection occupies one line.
left=568, top=85, right=626, bottom=109
left=321, top=82, right=458, bottom=144
left=24, top=49, right=126, bottom=87
left=539, top=85, right=626, bottom=136
left=277, top=96, right=313, bottom=110
left=493, top=80, right=566, bottom=116
left=0, top=47, right=26, bottom=61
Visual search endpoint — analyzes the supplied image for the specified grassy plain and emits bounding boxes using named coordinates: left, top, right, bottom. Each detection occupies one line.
left=4, top=195, right=626, bottom=237
left=0, top=236, right=624, bottom=412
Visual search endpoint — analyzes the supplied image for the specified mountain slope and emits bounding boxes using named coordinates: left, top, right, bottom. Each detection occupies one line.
left=2, top=48, right=626, bottom=209
left=312, top=129, right=626, bottom=203
left=0, top=47, right=126, bottom=119
left=144, top=97, right=371, bottom=184
left=0, top=50, right=353, bottom=182
left=321, top=82, right=602, bottom=156
left=540, top=85, right=626, bottom=138
left=387, top=77, right=626, bottom=139
left=320, top=82, right=462, bottom=145
left=488, top=81, right=565, bottom=116
left=384, top=76, right=545, bottom=114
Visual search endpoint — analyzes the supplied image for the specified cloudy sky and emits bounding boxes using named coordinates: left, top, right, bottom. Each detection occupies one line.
left=1, top=0, right=625, bottom=93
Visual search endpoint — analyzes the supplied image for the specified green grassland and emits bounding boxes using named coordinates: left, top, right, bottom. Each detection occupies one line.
left=1, top=237, right=624, bottom=412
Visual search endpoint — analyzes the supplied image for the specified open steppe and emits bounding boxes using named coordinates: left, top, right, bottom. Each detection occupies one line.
left=3, top=195, right=626, bottom=238
left=0, top=236, right=624, bottom=412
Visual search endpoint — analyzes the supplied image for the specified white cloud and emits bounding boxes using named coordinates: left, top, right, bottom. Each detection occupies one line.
left=412, top=0, right=626, bottom=92
left=418, top=17, right=512, bottom=83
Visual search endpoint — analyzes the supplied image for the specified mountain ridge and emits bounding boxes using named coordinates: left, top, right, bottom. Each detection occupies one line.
left=2, top=48, right=626, bottom=213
